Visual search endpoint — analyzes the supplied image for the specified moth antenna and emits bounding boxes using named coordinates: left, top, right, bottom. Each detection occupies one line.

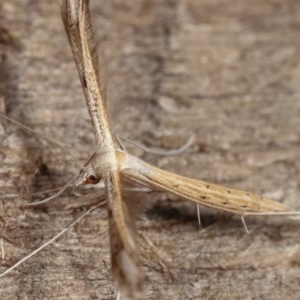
left=0, top=201, right=105, bottom=279
left=120, top=134, right=195, bottom=156
left=0, top=112, right=81, bottom=167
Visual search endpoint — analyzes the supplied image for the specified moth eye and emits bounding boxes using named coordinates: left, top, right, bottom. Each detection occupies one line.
left=84, top=175, right=101, bottom=184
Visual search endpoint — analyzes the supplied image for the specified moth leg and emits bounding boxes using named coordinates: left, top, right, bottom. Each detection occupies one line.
left=197, top=205, right=202, bottom=229
left=119, top=134, right=194, bottom=156
left=241, top=216, right=250, bottom=234
left=139, top=233, right=174, bottom=282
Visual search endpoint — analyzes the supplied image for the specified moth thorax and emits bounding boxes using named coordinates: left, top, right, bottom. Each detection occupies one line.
left=91, top=149, right=119, bottom=176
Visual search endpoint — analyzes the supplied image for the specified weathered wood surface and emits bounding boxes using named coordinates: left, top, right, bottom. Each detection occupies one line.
left=0, top=1, right=300, bottom=299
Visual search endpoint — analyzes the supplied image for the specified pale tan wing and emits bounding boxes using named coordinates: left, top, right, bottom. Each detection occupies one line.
left=61, top=0, right=113, bottom=146
left=60, top=0, right=101, bottom=90
left=105, top=171, right=143, bottom=296
left=118, top=151, right=288, bottom=215
left=61, top=1, right=143, bottom=297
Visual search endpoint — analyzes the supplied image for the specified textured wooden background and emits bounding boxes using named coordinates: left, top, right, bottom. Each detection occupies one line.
left=0, top=1, right=300, bottom=299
